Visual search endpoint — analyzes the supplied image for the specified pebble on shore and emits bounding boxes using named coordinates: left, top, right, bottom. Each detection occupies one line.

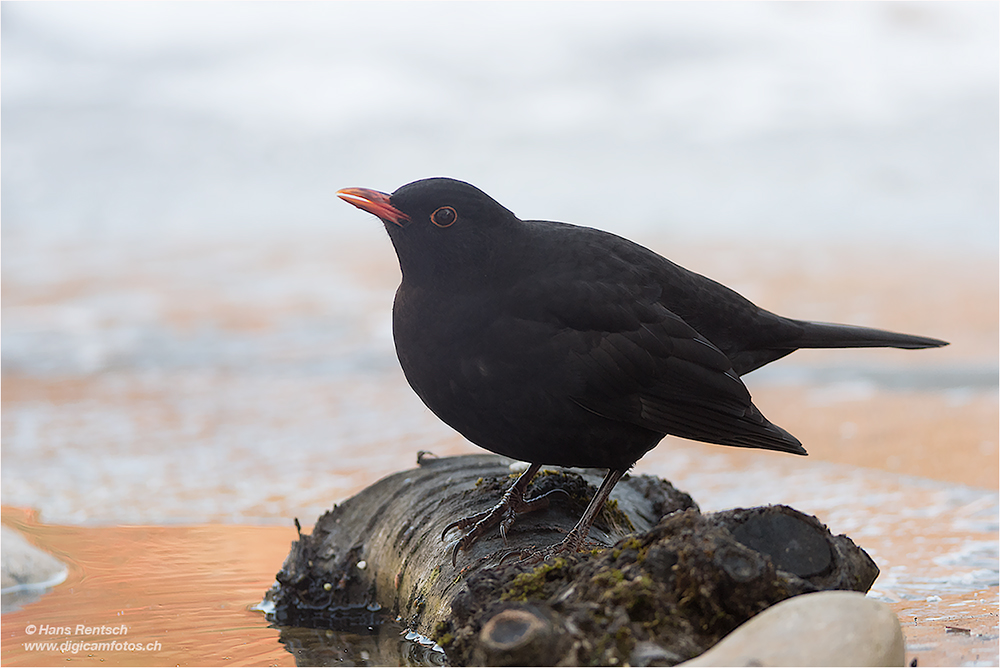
left=679, top=590, right=905, bottom=667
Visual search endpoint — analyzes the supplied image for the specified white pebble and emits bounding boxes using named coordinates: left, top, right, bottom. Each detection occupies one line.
left=679, top=591, right=904, bottom=667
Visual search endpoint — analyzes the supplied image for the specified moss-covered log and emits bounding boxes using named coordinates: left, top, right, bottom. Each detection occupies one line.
left=262, top=454, right=878, bottom=665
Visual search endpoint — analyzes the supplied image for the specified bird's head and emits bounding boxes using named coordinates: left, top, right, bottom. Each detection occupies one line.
left=338, top=177, right=521, bottom=286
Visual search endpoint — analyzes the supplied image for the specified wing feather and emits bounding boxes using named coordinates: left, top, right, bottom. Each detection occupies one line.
left=514, top=278, right=802, bottom=454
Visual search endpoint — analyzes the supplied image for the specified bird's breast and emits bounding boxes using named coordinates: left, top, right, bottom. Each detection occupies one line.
left=388, top=281, right=665, bottom=468
left=391, top=284, right=575, bottom=413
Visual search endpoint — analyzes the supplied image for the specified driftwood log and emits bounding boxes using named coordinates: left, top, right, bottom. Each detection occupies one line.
left=262, top=454, right=879, bottom=666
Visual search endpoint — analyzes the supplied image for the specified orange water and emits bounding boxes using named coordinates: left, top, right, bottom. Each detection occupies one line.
left=1, top=507, right=295, bottom=667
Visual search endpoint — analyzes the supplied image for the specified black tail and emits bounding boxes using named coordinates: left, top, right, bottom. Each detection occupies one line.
left=731, top=319, right=949, bottom=375
left=793, top=320, right=949, bottom=350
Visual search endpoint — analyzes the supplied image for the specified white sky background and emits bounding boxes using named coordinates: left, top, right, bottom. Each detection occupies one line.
left=2, top=2, right=997, bottom=250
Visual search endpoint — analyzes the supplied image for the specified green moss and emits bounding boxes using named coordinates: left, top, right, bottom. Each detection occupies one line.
left=591, top=624, right=633, bottom=666
left=622, top=537, right=643, bottom=551
left=432, top=621, right=455, bottom=647
left=621, top=576, right=657, bottom=618
left=591, top=568, right=625, bottom=588
left=611, top=538, right=642, bottom=560
left=592, top=569, right=661, bottom=623
left=500, top=557, right=568, bottom=602
left=613, top=624, right=634, bottom=656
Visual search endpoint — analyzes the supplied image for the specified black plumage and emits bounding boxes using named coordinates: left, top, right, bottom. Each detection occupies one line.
left=338, top=177, right=947, bottom=560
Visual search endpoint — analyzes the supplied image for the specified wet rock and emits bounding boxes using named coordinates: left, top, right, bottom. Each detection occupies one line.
left=441, top=506, right=879, bottom=665
left=679, top=590, right=905, bottom=666
left=263, top=454, right=881, bottom=666
left=1, top=525, right=68, bottom=612
left=717, top=505, right=879, bottom=591
left=728, top=508, right=831, bottom=576
left=263, top=454, right=695, bottom=633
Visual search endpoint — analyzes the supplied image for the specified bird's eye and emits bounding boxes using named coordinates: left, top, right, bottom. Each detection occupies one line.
left=430, top=206, right=457, bottom=228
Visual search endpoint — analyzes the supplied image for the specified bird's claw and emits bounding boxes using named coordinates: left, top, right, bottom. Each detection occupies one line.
left=441, top=510, right=491, bottom=541
left=442, top=473, right=570, bottom=565
left=497, top=528, right=590, bottom=566
left=445, top=502, right=520, bottom=567
left=498, top=547, right=536, bottom=566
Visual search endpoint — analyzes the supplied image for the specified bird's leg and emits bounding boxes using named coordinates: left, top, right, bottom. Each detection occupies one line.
left=442, top=463, right=567, bottom=566
left=502, top=468, right=627, bottom=564
left=554, top=467, right=627, bottom=553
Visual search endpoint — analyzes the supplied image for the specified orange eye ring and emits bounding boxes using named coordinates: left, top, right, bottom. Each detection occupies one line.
left=430, top=206, right=457, bottom=228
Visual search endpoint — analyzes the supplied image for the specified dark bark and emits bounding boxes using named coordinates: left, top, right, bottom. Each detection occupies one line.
left=262, top=454, right=878, bottom=666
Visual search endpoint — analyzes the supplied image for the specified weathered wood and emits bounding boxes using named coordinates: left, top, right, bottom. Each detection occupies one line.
left=262, top=454, right=879, bottom=666
left=263, top=454, right=695, bottom=628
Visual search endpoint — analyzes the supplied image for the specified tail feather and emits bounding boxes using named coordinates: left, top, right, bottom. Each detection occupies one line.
left=731, top=319, right=948, bottom=376
left=794, top=320, right=949, bottom=350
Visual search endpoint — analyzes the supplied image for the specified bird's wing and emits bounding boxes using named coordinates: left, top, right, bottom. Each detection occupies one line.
left=510, top=277, right=803, bottom=454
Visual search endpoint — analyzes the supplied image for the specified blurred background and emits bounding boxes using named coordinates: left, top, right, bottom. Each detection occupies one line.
left=2, top=2, right=997, bottom=528
left=3, top=2, right=997, bottom=247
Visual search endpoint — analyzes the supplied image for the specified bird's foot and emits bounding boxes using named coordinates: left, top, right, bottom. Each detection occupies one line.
left=442, top=489, right=567, bottom=566
left=497, top=468, right=628, bottom=566
left=498, top=527, right=591, bottom=566
left=442, top=465, right=568, bottom=566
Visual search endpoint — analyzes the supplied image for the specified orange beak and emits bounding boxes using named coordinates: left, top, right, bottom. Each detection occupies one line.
left=337, top=187, right=410, bottom=226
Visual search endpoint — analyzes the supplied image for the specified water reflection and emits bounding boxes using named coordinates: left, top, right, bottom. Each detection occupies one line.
left=276, top=622, right=446, bottom=667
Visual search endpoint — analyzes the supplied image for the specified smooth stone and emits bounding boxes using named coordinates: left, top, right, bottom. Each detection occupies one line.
left=679, top=590, right=905, bottom=667
left=1, top=526, right=68, bottom=612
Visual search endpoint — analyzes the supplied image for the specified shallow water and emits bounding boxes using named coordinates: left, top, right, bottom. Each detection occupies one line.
left=2, top=439, right=997, bottom=666
left=1, top=507, right=295, bottom=667
left=2, top=236, right=997, bottom=666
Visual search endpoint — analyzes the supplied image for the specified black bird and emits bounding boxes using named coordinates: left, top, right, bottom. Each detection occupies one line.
left=337, top=177, right=947, bottom=562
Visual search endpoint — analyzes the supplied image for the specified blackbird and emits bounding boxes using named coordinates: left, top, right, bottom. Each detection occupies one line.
left=337, top=177, right=947, bottom=563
